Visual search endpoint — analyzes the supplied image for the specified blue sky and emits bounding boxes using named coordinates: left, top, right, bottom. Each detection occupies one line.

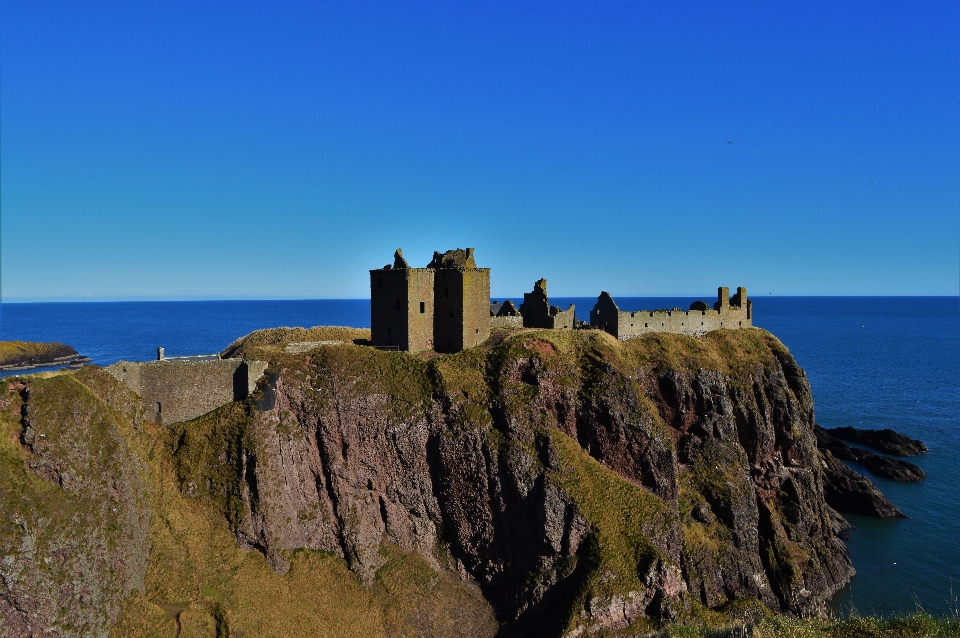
left=2, top=1, right=958, bottom=300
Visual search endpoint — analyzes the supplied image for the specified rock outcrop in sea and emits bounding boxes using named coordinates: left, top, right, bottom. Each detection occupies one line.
left=1, top=327, right=860, bottom=637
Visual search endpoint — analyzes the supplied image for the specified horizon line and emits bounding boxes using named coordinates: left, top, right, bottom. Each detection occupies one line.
left=2, top=294, right=959, bottom=304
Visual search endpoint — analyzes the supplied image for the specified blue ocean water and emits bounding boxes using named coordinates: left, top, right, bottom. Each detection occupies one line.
left=1, top=296, right=958, bottom=617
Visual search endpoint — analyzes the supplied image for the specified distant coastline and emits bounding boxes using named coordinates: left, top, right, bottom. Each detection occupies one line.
left=0, top=340, right=91, bottom=371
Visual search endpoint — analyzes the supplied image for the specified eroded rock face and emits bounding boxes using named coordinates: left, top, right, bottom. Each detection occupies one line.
left=205, top=328, right=854, bottom=632
left=819, top=452, right=905, bottom=518
left=639, top=353, right=852, bottom=617
left=0, top=370, right=151, bottom=638
left=0, top=328, right=857, bottom=637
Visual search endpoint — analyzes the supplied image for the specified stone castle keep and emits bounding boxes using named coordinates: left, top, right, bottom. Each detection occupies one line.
left=372, top=247, right=751, bottom=352
left=371, top=248, right=491, bottom=352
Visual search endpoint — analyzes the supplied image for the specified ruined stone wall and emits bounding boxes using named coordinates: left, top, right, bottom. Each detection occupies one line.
left=461, top=267, right=491, bottom=349
left=591, top=287, right=752, bottom=340
left=370, top=267, right=435, bottom=351
left=520, top=278, right=575, bottom=330
left=105, top=359, right=266, bottom=424
left=613, top=306, right=750, bottom=338
left=490, top=315, right=524, bottom=329
left=550, top=305, right=576, bottom=329
left=432, top=267, right=490, bottom=352
left=433, top=268, right=464, bottom=352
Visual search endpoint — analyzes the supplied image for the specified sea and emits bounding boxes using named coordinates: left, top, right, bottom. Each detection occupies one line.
left=1, top=296, right=958, bottom=618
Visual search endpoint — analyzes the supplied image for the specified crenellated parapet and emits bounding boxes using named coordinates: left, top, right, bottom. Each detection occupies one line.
left=591, top=287, right=752, bottom=340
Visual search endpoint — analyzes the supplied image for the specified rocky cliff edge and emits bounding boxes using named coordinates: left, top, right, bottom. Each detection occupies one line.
left=1, top=326, right=854, bottom=637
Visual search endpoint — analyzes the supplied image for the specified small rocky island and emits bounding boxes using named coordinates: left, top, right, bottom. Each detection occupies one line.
left=0, top=340, right=90, bottom=371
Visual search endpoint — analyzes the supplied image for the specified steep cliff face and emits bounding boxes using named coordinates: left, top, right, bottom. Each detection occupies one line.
left=196, top=327, right=852, bottom=634
left=0, top=370, right=151, bottom=637
left=1, top=326, right=855, bottom=637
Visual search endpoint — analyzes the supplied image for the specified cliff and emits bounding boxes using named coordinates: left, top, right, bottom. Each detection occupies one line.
left=1, top=327, right=856, bottom=637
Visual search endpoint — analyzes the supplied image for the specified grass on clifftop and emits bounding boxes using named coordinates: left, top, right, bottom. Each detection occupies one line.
left=220, top=325, right=371, bottom=359
left=0, top=340, right=78, bottom=367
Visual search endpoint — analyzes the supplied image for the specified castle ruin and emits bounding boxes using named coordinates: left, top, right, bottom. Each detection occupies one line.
left=370, top=248, right=751, bottom=352
left=106, top=351, right=267, bottom=425
left=519, top=279, right=576, bottom=329
left=590, top=287, right=751, bottom=339
left=370, top=248, right=490, bottom=353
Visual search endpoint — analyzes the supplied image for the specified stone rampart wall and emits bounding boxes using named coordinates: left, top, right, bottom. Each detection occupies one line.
left=614, top=306, right=750, bottom=339
left=591, top=288, right=752, bottom=340
left=490, top=315, right=524, bottom=329
left=550, top=305, right=576, bottom=330
left=106, top=358, right=267, bottom=424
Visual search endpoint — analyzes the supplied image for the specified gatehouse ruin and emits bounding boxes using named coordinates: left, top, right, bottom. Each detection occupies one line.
left=106, top=350, right=267, bottom=425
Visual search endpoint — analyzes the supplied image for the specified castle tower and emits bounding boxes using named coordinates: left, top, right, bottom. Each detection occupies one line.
left=715, top=286, right=730, bottom=311
left=429, top=248, right=490, bottom=353
left=370, top=249, right=435, bottom=351
left=731, top=286, right=751, bottom=320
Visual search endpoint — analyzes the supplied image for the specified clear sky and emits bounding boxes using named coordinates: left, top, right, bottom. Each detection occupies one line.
left=2, top=1, right=958, bottom=301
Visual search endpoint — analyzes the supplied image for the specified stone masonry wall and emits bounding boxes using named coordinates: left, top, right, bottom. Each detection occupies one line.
left=106, top=359, right=267, bottom=424
left=520, top=278, right=576, bottom=330
left=591, top=287, right=752, bottom=340
left=490, top=315, right=524, bottom=329
left=370, top=266, right=435, bottom=351
left=461, top=267, right=491, bottom=349
left=432, top=266, right=490, bottom=353
left=549, top=305, right=576, bottom=330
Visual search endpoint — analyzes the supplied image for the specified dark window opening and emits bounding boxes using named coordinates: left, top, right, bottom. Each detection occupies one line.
left=420, top=302, right=425, bottom=313
left=156, top=402, right=162, bottom=413
left=475, top=328, right=479, bottom=334
left=445, top=288, right=449, bottom=298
